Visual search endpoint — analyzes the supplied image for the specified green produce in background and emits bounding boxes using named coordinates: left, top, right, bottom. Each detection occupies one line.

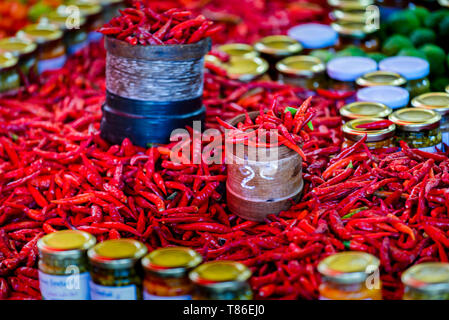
left=28, top=2, right=52, bottom=22
left=387, top=10, right=420, bottom=35
left=419, top=44, right=447, bottom=76
left=335, top=45, right=367, bottom=58
left=397, top=48, right=427, bottom=59
left=438, top=16, right=449, bottom=39
left=382, top=35, right=414, bottom=56
left=423, top=9, right=449, bottom=29
left=409, top=6, right=430, bottom=25
left=431, top=77, right=449, bottom=92
left=367, top=52, right=387, bottom=63
left=310, top=49, right=335, bottom=63
left=410, top=28, right=436, bottom=47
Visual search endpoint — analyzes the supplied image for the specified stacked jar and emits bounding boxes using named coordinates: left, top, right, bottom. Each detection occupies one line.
left=287, top=23, right=338, bottom=54
left=0, top=37, right=38, bottom=82
left=276, top=55, right=326, bottom=92
left=357, top=85, right=410, bottom=110
left=356, top=70, right=406, bottom=88
left=402, top=262, right=449, bottom=300
left=328, top=0, right=375, bottom=24
left=68, top=0, right=103, bottom=43
left=340, top=101, right=392, bottom=123
left=0, top=52, right=20, bottom=93
left=342, top=117, right=396, bottom=149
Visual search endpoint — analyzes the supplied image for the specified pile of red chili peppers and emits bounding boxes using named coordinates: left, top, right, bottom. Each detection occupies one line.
left=1, top=1, right=449, bottom=301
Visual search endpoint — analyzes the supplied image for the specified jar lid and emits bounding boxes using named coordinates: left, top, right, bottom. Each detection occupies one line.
left=340, top=101, right=392, bottom=120
left=287, top=23, right=338, bottom=49
left=438, top=0, right=449, bottom=7
left=225, top=56, right=269, bottom=82
left=68, top=0, right=102, bottom=17
left=0, top=52, right=19, bottom=70
left=357, top=85, right=409, bottom=109
left=317, top=251, right=380, bottom=284
left=402, top=263, right=449, bottom=294
left=99, top=0, right=124, bottom=5
left=0, top=37, right=37, bottom=57
left=88, top=239, right=148, bottom=269
left=142, top=247, right=202, bottom=278
left=37, top=230, right=96, bottom=259
left=331, top=9, right=369, bottom=23
left=356, top=71, right=407, bottom=88
left=44, top=6, right=87, bottom=29
left=331, top=20, right=378, bottom=37
left=189, top=261, right=251, bottom=290
left=276, top=55, right=325, bottom=77
left=379, top=56, right=430, bottom=81
left=343, top=117, right=396, bottom=142
left=217, top=43, right=258, bottom=59
left=19, top=23, right=63, bottom=44
left=411, top=92, right=449, bottom=116
left=253, top=35, right=302, bottom=57
left=327, top=56, right=377, bottom=82
left=389, top=108, right=441, bottom=132
left=328, top=0, right=375, bottom=9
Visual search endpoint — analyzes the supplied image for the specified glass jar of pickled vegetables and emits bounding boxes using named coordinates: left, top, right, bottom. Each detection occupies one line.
left=389, top=108, right=442, bottom=152
left=276, top=55, right=326, bottom=91
left=224, top=56, right=269, bottom=82
left=342, top=117, right=396, bottom=149
left=356, top=71, right=406, bottom=89
left=412, top=92, right=449, bottom=147
left=37, top=230, right=96, bottom=300
left=189, top=261, right=252, bottom=300
left=43, top=6, right=89, bottom=55
left=68, top=0, right=103, bottom=42
left=217, top=43, right=258, bottom=59
left=327, top=56, right=377, bottom=92
left=357, top=85, right=409, bottom=110
left=287, top=23, right=338, bottom=52
left=340, top=101, right=392, bottom=123
left=332, top=19, right=380, bottom=53
left=99, top=0, right=125, bottom=26
left=88, top=239, right=148, bottom=300
left=0, top=52, right=20, bottom=93
left=254, top=35, right=302, bottom=80
left=141, top=247, right=202, bottom=300
left=379, top=57, right=430, bottom=99
left=402, top=262, right=449, bottom=300
left=0, top=37, right=38, bottom=79
left=18, top=22, right=66, bottom=74
left=318, top=251, right=382, bottom=300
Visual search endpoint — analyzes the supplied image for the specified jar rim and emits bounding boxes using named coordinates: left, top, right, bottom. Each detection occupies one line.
left=20, top=23, right=63, bottom=44
left=402, top=262, right=449, bottom=293
left=328, top=0, right=375, bottom=9
left=411, top=92, right=449, bottom=116
left=142, top=247, right=202, bottom=277
left=340, top=101, right=392, bottom=120
left=253, top=35, right=302, bottom=57
left=343, top=117, right=396, bottom=142
left=37, top=230, right=96, bottom=260
left=356, top=71, right=407, bottom=88
left=189, top=261, right=251, bottom=290
left=331, top=20, right=377, bottom=37
left=217, top=43, right=258, bottom=58
left=88, top=239, right=147, bottom=269
left=0, top=37, right=37, bottom=56
left=276, top=55, right=325, bottom=77
left=389, top=107, right=441, bottom=132
left=225, top=56, right=269, bottom=81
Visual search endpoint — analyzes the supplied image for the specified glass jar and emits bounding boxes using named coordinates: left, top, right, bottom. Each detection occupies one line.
left=328, top=0, right=375, bottom=9
left=68, top=0, right=103, bottom=42
left=340, top=101, right=392, bottom=123
left=287, top=23, right=338, bottom=52
left=253, top=35, right=302, bottom=80
left=318, top=251, right=382, bottom=300
left=412, top=92, right=449, bottom=147
left=18, top=22, right=66, bottom=74
left=357, top=85, right=409, bottom=110
left=389, top=108, right=442, bottom=152
left=379, top=56, right=430, bottom=99
left=0, top=53, right=20, bottom=93
left=0, top=37, right=38, bottom=79
left=342, top=117, right=396, bottom=149
left=189, top=261, right=252, bottom=300
left=217, top=43, right=258, bottom=59
left=402, top=262, right=449, bottom=300
left=276, top=55, right=326, bottom=91
left=224, top=56, right=269, bottom=82
left=332, top=19, right=380, bottom=53
left=88, top=239, right=148, bottom=300
left=327, top=56, right=377, bottom=92
left=356, top=71, right=406, bottom=88
left=100, top=0, right=125, bottom=26
left=141, top=247, right=202, bottom=300
left=37, top=230, right=96, bottom=300
left=43, top=6, right=89, bottom=55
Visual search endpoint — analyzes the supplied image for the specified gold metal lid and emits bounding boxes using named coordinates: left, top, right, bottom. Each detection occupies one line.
left=19, top=23, right=63, bottom=44
left=217, top=43, right=258, bottom=59
left=276, top=55, right=325, bottom=77
left=99, top=0, right=124, bottom=5
left=318, top=251, right=380, bottom=284
left=225, top=56, right=269, bottom=82
left=68, top=0, right=102, bottom=17
left=0, top=52, right=19, bottom=70
left=389, top=108, right=441, bottom=132
left=331, top=19, right=377, bottom=37
left=411, top=92, right=449, bottom=116
left=253, top=35, right=302, bottom=57
left=332, top=9, right=369, bottom=23
left=44, top=6, right=87, bottom=30
left=328, top=0, right=375, bottom=9
left=88, top=239, right=148, bottom=269
left=142, top=247, right=202, bottom=278
left=189, top=261, right=251, bottom=291
left=37, top=230, right=96, bottom=260
left=402, top=263, right=449, bottom=293
left=356, top=71, right=407, bottom=88
left=343, top=117, right=396, bottom=142
left=340, top=101, right=392, bottom=120
left=0, top=37, right=37, bottom=57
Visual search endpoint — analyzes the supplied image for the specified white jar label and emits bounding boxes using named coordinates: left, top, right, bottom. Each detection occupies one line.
left=90, top=281, right=137, bottom=300
left=38, top=55, right=67, bottom=74
left=143, top=291, right=191, bottom=300
left=39, top=271, right=90, bottom=300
